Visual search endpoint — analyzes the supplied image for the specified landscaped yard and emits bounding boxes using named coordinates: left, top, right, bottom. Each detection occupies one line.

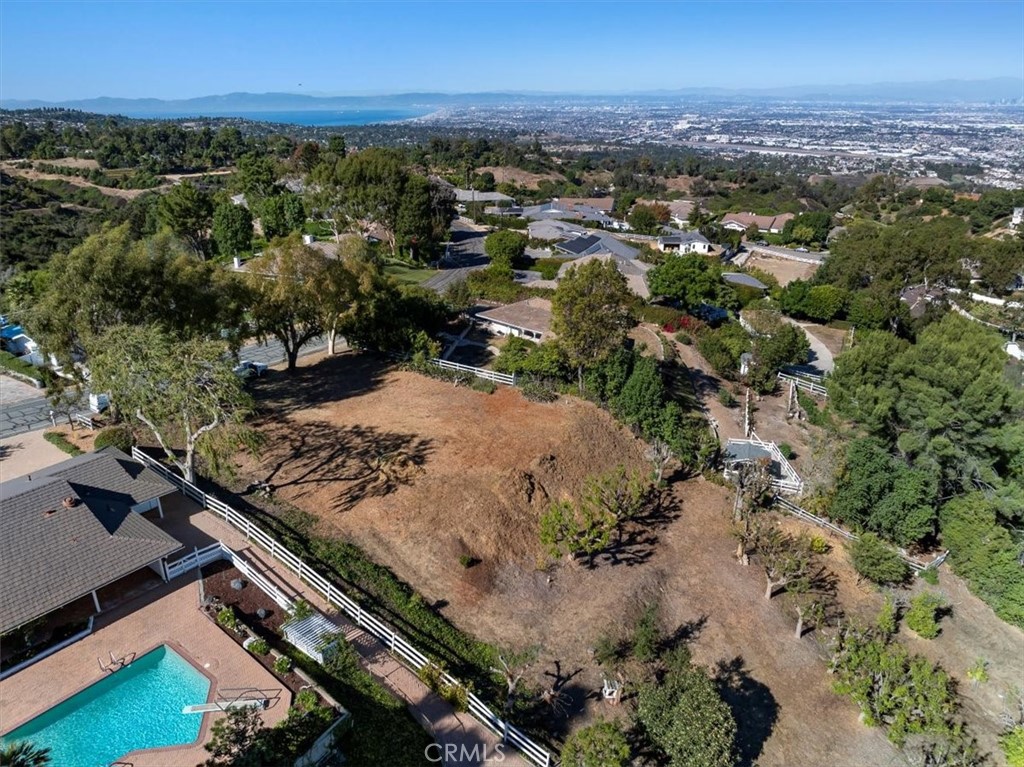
left=384, top=260, right=437, bottom=285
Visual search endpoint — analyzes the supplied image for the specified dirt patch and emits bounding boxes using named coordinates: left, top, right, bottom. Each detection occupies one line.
left=0, top=161, right=157, bottom=200
left=801, top=323, right=849, bottom=359
left=743, top=253, right=819, bottom=286
left=231, top=352, right=903, bottom=764
left=475, top=166, right=563, bottom=189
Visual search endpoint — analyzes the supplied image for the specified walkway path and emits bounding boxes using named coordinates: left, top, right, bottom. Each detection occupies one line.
left=187, top=508, right=528, bottom=767
left=782, top=318, right=835, bottom=374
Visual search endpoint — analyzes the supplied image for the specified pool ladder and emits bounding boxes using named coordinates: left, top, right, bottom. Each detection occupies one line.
left=98, top=650, right=135, bottom=673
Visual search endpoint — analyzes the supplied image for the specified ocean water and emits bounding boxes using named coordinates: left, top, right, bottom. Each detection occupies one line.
left=2, top=645, right=211, bottom=767
left=122, top=108, right=432, bottom=125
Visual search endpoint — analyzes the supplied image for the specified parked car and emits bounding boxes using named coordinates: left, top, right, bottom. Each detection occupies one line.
left=795, top=247, right=809, bottom=253
left=233, top=360, right=268, bottom=379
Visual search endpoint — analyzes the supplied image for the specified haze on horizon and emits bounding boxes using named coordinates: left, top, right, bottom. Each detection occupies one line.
left=1, top=0, right=1022, bottom=102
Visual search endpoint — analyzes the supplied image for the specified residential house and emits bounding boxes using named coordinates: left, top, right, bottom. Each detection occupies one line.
left=528, top=220, right=589, bottom=241
left=0, top=448, right=183, bottom=634
left=1012, top=207, right=1023, bottom=229
left=557, top=254, right=652, bottom=299
left=476, top=298, right=554, bottom=342
left=721, top=212, right=796, bottom=234
left=649, top=200, right=697, bottom=228
left=553, top=232, right=639, bottom=260
left=656, top=230, right=711, bottom=255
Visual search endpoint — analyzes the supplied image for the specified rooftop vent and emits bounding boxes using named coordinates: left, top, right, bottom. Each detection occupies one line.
left=62, top=497, right=78, bottom=509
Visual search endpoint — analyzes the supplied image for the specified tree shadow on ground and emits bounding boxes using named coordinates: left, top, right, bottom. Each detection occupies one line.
left=715, top=655, right=779, bottom=767
left=446, top=343, right=495, bottom=367
left=597, top=491, right=684, bottom=568
left=252, top=351, right=392, bottom=416
left=659, top=614, right=708, bottom=654
left=256, top=419, right=434, bottom=513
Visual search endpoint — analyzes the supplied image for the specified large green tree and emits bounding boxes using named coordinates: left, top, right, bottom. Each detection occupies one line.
left=256, top=192, right=305, bottom=240
left=30, top=225, right=246, bottom=362
left=637, top=648, right=737, bottom=767
left=552, top=259, right=634, bottom=391
left=212, top=202, right=253, bottom=257
left=647, top=254, right=728, bottom=310
left=157, top=180, right=214, bottom=257
left=89, top=324, right=252, bottom=483
left=245, top=234, right=326, bottom=371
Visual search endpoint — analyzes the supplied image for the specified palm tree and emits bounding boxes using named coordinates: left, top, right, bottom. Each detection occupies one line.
left=1, top=741, right=52, bottom=767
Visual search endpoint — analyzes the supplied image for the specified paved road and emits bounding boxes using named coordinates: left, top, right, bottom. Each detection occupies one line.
left=422, top=218, right=490, bottom=293
left=0, top=338, right=329, bottom=439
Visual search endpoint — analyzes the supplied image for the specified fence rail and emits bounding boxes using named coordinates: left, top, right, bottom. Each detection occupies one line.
left=773, top=497, right=947, bottom=573
left=778, top=372, right=828, bottom=397
left=431, top=358, right=517, bottom=385
left=132, top=448, right=552, bottom=767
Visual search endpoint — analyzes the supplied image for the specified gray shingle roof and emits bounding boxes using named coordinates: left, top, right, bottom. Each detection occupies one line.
left=476, top=298, right=553, bottom=337
left=0, top=448, right=182, bottom=632
left=723, top=272, right=769, bottom=290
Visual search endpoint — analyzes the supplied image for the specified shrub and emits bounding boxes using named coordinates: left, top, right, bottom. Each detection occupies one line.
left=247, top=638, right=269, bottom=656
left=778, top=442, right=794, bottom=459
left=0, top=350, right=45, bottom=382
left=849, top=533, right=910, bottom=585
left=906, top=592, right=945, bottom=639
left=458, top=554, right=475, bottom=568
left=920, top=567, right=939, bottom=585
left=294, top=688, right=318, bottom=712
left=439, top=680, right=469, bottom=712
left=876, top=594, right=899, bottom=636
left=288, top=599, right=313, bottom=622
left=636, top=305, right=682, bottom=327
left=469, top=378, right=496, bottom=394
left=44, top=431, right=83, bottom=456
left=417, top=662, right=444, bottom=691
left=273, top=655, right=292, bottom=675
left=966, top=658, right=989, bottom=685
left=561, top=720, right=631, bottom=767
left=519, top=380, right=558, bottom=402
left=717, top=388, right=736, bottom=408
left=675, top=331, right=692, bottom=345
left=1001, top=726, right=1024, bottom=767
left=809, top=535, right=830, bottom=555
left=631, top=604, right=660, bottom=663
left=216, top=607, right=238, bottom=631
left=93, top=425, right=133, bottom=452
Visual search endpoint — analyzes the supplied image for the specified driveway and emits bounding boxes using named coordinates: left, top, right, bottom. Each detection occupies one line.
left=782, top=318, right=835, bottom=374
left=0, top=428, right=75, bottom=479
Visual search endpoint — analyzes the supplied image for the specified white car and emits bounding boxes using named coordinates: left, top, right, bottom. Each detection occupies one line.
left=233, top=360, right=268, bottom=379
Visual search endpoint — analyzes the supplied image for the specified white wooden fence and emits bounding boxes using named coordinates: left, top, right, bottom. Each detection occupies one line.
left=430, top=358, right=517, bottom=386
left=133, top=449, right=553, bottom=767
left=773, top=497, right=948, bottom=574
left=778, top=372, right=828, bottom=398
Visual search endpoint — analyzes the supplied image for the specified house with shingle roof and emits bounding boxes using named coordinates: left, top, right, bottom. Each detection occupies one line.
left=721, top=212, right=795, bottom=234
left=0, top=448, right=182, bottom=633
left=476, top=298, right=554, bottom=342
left=657, top=230, right=711, bottom=255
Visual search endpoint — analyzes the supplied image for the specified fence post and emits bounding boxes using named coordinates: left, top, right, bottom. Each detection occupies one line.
left=245, top=518, right=252, bottom=540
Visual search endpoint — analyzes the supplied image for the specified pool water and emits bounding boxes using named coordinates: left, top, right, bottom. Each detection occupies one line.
left=2, top=645, right=211, bottom=767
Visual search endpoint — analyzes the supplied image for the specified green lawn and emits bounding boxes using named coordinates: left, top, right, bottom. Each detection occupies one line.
left=384, top=261, right=436, bottom=285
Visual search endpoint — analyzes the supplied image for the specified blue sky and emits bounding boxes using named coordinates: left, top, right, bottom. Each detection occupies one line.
left=1, top=1, right=1022, bottom=100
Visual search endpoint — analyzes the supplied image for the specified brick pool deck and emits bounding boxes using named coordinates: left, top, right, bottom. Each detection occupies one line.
left=0, top=578, right=289, bottom=767
left=1, top=492, right=530, bottom=767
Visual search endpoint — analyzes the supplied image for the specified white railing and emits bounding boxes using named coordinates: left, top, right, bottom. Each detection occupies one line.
left=1, top=617, right=94, bottom=681
left=165, top=542, right=225, bottom=579
left=778, top=372, right=828, bottom=398
left=165, top=541, right=293, bottom=610
left=132, top=448, right=553, bottom=767
left=773, top=497, right=948, bottom=573
left=73, top=412, right=95, bottom=430
left=430, top=358, right=517, bottom=386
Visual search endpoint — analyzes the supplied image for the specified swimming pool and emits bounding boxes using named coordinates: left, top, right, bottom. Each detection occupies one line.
left=2, top=644, right=211, bottom=767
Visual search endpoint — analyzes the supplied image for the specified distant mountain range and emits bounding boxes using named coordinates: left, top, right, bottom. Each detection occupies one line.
left=3, top=78, right=1021, bottom=115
